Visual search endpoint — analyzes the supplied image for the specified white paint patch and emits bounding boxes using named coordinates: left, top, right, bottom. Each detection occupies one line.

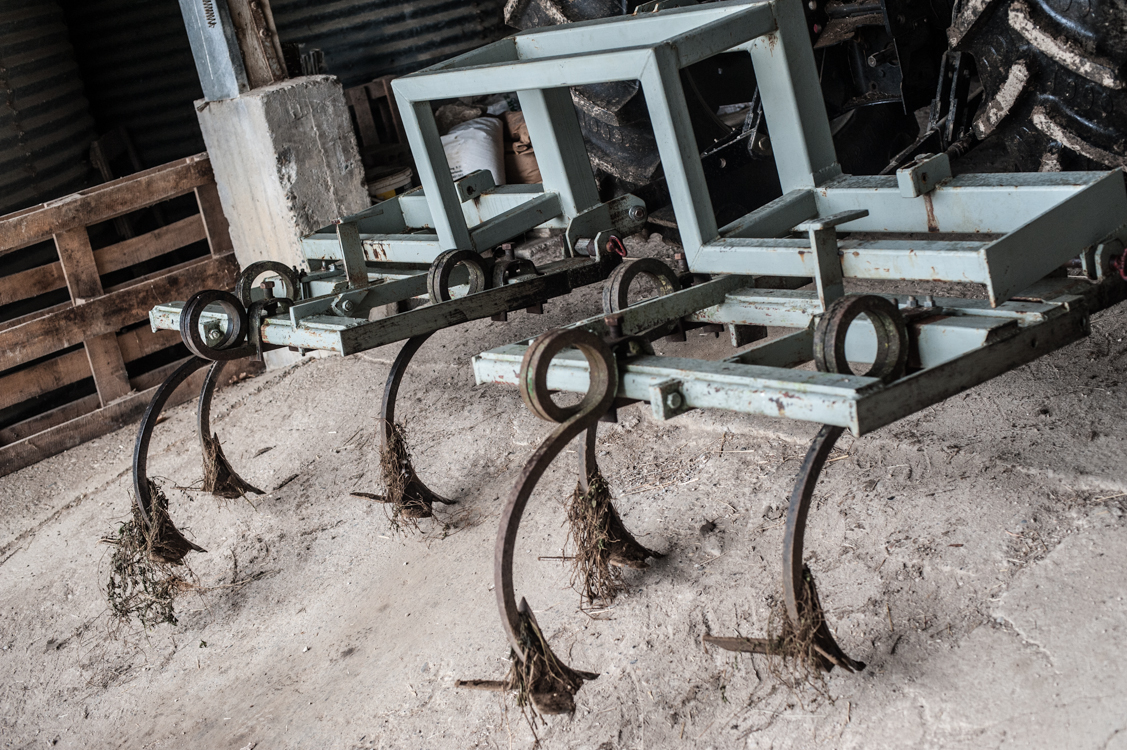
left=1032, top=106, right=1127, bottom=167
left=1038, top=148, right=1062, bottom=172
left=974, top=60, right=1030, bottom=138
left=1008, top=0, right=1124, bottom=89
left=948, top=0, right=999, bottom=46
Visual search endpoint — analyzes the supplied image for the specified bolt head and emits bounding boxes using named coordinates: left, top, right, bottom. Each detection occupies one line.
left=628, top=205, right=647, bottom=222
left=665, top=392, right=683, bottom=410
left=341, top=299, right=355, bottom=313
left=206, top=328, right=223, bottom=342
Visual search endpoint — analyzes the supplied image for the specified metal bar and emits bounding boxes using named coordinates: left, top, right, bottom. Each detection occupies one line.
left=691, top=237, right=990, bottom=281
left=640, top=44, right=720, bottom=255
left=178, top=0, right=248, bottom=101
left=335, top=222, right=368, bottom=289
left=814, top=172, right=1109, bottom=234
left=726, top=327, right=813, bottom=367
left=510, top=1, right=772, bottom=61
left=424, top=38, right=520, bottom=72
left=396, top=100, right=473, bottom=251
left=474, top=347, right=873, bottom=430
left=688, top=288, right=820, bottom=327
left=855, top=304, right=1089, bottom=433
left=394, top=49, right=654, bottom=101
left=336, top=273, right=576, bottom=355
left=746, top=0, right=841, bottom=193
left=719, top=189, right=818, bottom=239
left=469, top=192, right=562, bottom=251
left=569, top=275, right=751, bottom=337
left=517, top=88, right=601, bottom=220
left=983, top=169, right=1127, bottom=304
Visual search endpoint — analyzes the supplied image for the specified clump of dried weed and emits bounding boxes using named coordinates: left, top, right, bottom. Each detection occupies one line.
left=201, top=432, right=262, bottom=500
left=103, top=481, right=202, bottom=628
left=566, top=469, right=660, bottom=606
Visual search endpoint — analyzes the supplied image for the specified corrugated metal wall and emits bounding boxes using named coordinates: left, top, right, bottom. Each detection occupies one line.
left=271, top=0, right=507, bottom=87
left=0, top=0, right=96, bottom=215
left=60, top=0, right=206, bottom=170
left=55, top=0, right=508, bottom=172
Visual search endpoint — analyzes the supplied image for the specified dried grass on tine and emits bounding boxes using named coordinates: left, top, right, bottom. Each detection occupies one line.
left=104, top=481, right=202, bottom=628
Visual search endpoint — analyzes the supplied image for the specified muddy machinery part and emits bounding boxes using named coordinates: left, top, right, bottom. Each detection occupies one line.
left=460, top=0, right=1127, bottom=710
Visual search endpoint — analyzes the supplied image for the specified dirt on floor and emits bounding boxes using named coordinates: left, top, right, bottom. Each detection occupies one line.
left=2, top=235, right=1126, bottom=750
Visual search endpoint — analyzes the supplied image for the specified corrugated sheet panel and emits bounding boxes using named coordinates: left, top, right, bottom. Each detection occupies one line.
left=0, top=0, right=96, bottom=215
left=61, top=0, right=206, bottom=170
left=271, top=0, right=508, bottom=88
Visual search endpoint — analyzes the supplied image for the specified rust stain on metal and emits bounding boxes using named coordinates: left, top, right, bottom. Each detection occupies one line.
left=923, top=193, right=939, bottom=233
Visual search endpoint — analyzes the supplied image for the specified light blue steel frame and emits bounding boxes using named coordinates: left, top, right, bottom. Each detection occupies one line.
left=392, top=0, right=1127, bottom=307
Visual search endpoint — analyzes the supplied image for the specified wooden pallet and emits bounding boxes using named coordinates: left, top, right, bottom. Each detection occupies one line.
left=0, top=153, right=244, bottom=477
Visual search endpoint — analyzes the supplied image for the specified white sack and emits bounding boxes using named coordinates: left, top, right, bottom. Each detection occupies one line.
left=440, top=116, right=505, bottom=186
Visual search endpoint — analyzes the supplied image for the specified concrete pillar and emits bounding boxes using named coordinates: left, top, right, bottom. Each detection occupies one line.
left=196, top=75, right=369, bottom=270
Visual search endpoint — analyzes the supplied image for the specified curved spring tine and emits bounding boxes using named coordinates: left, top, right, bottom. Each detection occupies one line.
left=496, top=329, right=617, bottom=659
left=379, top=333, right=455, bottom=513
left=132, top=356, right=211, bottom=531
left=782, top=424, right=865, bottom=672
left=198, top=359, right=264, bottom=498
left=578, top=422, right=598, bottom=495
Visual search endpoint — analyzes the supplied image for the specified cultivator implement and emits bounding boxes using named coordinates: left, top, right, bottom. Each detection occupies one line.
left=125, top=0, right=1127, bottom=717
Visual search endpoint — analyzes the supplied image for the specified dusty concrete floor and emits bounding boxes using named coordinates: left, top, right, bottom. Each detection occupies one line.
left=2, top=237, right=1126, bottom=749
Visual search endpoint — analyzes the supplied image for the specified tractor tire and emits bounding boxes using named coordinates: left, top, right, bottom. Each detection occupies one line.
left=956, top=0, right=1127, bottom=171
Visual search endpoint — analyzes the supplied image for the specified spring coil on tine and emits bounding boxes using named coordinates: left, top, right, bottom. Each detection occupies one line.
left=496, top=328, right=618, bottom=658
left=179, top=289, right=256, bottom=361
left=427, top=249, right=489, bottom=303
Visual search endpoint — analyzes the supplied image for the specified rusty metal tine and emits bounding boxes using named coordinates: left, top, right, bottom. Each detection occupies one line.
left=196, top=360, right=226, bottom=441
left=783, top=424, right=845, bottom=624
left=782, top=424, right=865, bottom=672
left=578, top=422, right=598, bottom=494
left=495, top=329, right=617, bottom=658
left=132, top=356, right=211, bottom=530
left=380, top=332, right=455, bottom=508
left=197, top=358, right=265, bottom=498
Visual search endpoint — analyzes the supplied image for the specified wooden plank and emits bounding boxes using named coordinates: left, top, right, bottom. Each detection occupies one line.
left=84, top=332, right=132, bottom=405
left=0, top=349, right=90, bottom=411
left=0, top=326, right=178, bottom=413
left=130, top=358, right=191, bottom=393
left=53, top=227, right=132, bottom=406
left=193, top=183, right=234, bottom=256
left=95, top=214, right=207, bottom=275
left=0, top=254, right=239, bottom=371
left=376, top=75, right=408, bottom=145
left=228, top=0, right=287, bottom=88
left=0, top=215, right=211, bottom=309
left=0, top=300, right=71, bottom=333
left=0, top=394, right=100, bottom=446
left=0, top=154, right=213, bottom=255
left=348, top=86, right=381, bottom=151
left=0, top=262, right=65, bottom=307
left=117, top=326, right=181, bottom=363
left=0, top=367, right=208, bottom=478
left=54, top=227, right=102, bottom=303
